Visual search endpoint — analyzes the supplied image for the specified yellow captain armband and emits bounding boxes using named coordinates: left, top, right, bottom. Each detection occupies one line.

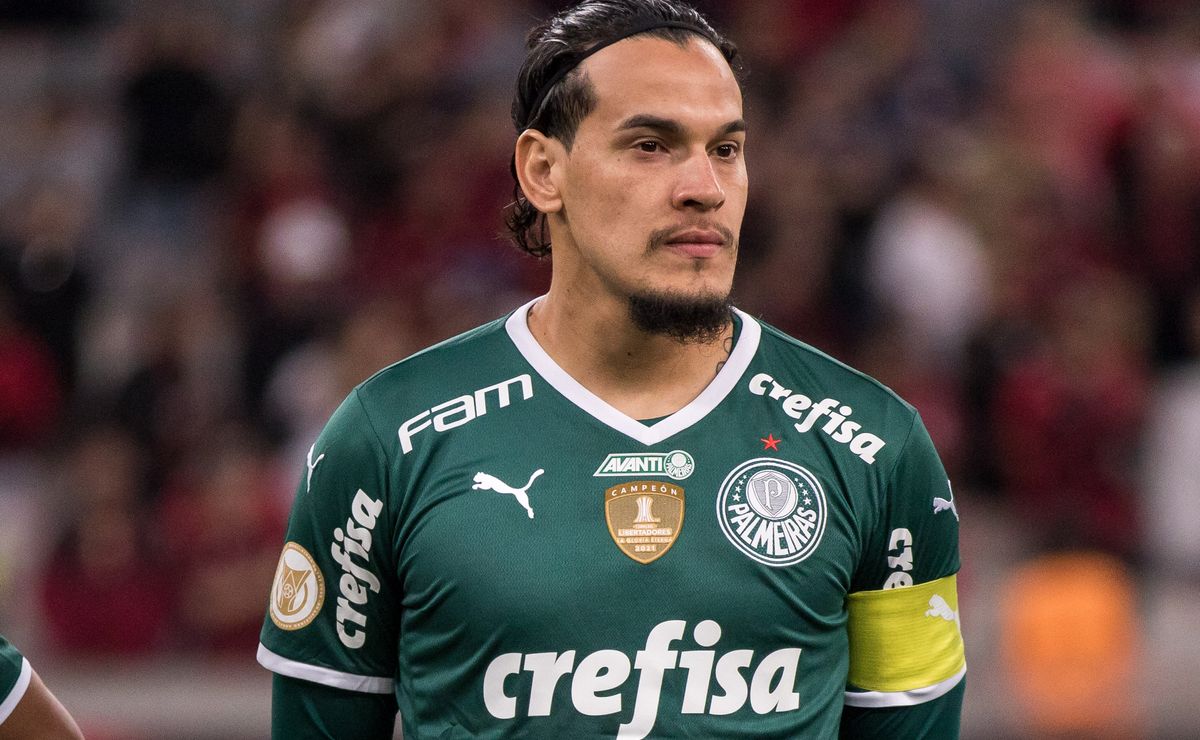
left=845, top=574, right=965, bottom=706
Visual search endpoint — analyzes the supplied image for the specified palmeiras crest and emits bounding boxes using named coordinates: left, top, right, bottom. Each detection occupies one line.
left=716, top=458, right=828, bottom=567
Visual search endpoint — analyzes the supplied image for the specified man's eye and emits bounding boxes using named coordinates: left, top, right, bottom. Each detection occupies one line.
left=636, top=141, right=660, bottom=153
left=714, top=144, right=739, bottom=158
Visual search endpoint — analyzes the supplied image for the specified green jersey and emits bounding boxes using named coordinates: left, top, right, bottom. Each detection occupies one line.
left=259, top=300, right=965, bottom=738
left=0, top=635, right=32, bottom=726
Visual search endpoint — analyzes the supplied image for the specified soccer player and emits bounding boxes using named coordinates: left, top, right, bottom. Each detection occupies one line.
left=258, top=1, right=965, bottom=737
left=0, top=634, right=83, bottom=740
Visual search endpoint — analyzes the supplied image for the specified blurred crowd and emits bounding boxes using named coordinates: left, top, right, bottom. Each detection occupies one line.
left=0, top=0, right=1198, bottom=733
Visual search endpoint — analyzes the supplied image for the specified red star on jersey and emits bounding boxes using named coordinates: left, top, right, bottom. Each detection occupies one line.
left=761, top=433, right=781, bottom=451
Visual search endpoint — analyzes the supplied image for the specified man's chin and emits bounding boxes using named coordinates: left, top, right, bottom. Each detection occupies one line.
left=626, top=290, right=732, bottom=345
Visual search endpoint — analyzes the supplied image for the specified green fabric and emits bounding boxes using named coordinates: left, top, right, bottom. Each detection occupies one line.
left=0, top=634, right=25, bottom=708
left=260, top=305, right=962, bottom=738
left=840, top=678, right=965, bottom=739
left=272, top=674, right=397, bottom=739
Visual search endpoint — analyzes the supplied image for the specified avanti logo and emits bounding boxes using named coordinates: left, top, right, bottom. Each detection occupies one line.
left=594, top=450, right=694, bottom=480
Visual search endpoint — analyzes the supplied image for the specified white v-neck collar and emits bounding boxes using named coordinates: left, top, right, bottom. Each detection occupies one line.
left=505, top=296, right=761, bottom=446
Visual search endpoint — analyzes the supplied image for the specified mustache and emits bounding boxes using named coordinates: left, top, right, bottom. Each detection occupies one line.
left=647, top=223, right=736, bottom=250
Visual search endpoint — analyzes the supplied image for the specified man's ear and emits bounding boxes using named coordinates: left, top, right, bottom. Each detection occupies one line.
left=514, top=130, right=564, bottom=214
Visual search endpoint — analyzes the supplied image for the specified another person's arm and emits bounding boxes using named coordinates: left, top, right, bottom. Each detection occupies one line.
left=0, top=637, right=83, bottom=740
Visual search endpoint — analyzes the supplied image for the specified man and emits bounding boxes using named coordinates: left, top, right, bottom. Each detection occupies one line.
left=0, top=634, right=84, bottom=740
left=258, top=1, right=965, bottom=737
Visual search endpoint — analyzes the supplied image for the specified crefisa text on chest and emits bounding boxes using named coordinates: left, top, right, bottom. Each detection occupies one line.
left=747, top=373, right=886, bottom=464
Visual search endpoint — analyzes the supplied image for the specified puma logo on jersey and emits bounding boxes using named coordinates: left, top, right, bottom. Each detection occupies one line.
left=473, top=469, right=543, bottom=519
left=925, top=594, right=961, bottom=631
left=932, top=497, right=957, bottom=518
left=933, top=480, right=959, bottom=521
left=306, top=444, right=325, bottom=493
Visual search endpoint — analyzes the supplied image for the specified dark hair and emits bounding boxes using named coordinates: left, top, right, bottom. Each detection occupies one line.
left=505, top=0, right=741, bottom=258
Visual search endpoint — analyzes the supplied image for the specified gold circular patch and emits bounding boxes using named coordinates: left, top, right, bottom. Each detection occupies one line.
left=269, top=542, right=325, bottom=630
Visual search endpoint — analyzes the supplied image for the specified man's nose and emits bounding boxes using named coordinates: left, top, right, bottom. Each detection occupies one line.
left=672, top=151, right=725, bottom=211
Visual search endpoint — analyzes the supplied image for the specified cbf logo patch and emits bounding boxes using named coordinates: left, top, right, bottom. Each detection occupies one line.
left=269, top=542, right=325, bottom=630
left=717, top=459, right=827, bottom=567
left=604, top=481, right=684, bottom=564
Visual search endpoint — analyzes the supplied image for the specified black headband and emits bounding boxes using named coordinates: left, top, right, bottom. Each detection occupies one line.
left=520, top=18, right=718, bottom=132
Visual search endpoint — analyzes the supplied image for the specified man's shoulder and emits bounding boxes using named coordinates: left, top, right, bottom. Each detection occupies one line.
left=356, top=313, right=519, bottom=399
left=751, top=317, right=917, bottom=418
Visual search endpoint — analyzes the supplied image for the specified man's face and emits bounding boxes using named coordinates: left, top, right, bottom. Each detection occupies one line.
left=552, top=35, right=747, bottom=332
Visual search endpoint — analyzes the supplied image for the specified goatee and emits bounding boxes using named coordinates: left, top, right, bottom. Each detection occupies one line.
left=627, top=291, right=732, bottom=345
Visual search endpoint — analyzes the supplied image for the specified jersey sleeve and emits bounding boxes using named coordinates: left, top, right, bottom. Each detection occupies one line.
left=0, top=635, right=32, bottom=726
left=271, top=673, right=397, bottom=740
left=258, top=389, right=401, bottom=703
left=842, top=412, right=965, bottom=735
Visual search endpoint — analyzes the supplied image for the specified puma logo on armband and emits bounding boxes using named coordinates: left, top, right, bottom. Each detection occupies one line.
left=925, top=594, right=961, bottom=631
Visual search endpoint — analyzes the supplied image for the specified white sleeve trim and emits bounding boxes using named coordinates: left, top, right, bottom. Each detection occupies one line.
left=843, top=664, right=965, bottom=708
left=257, top=644, right=394, bottom=695
left=0, top=657, right=32, bottom=725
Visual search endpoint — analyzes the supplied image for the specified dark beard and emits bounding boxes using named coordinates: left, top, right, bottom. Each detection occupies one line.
left=627, top=291, right=732, bottom=344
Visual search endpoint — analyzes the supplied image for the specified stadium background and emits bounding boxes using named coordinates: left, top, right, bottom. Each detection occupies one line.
left=1, top=0, right=1198, bottom=737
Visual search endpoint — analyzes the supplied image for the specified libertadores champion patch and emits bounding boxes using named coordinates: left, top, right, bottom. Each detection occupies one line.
left=716, top=458, right=827, bottom=567
left=269, top=541, right=325, bottom=630
left=604, top=480, right=685, bottom=564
